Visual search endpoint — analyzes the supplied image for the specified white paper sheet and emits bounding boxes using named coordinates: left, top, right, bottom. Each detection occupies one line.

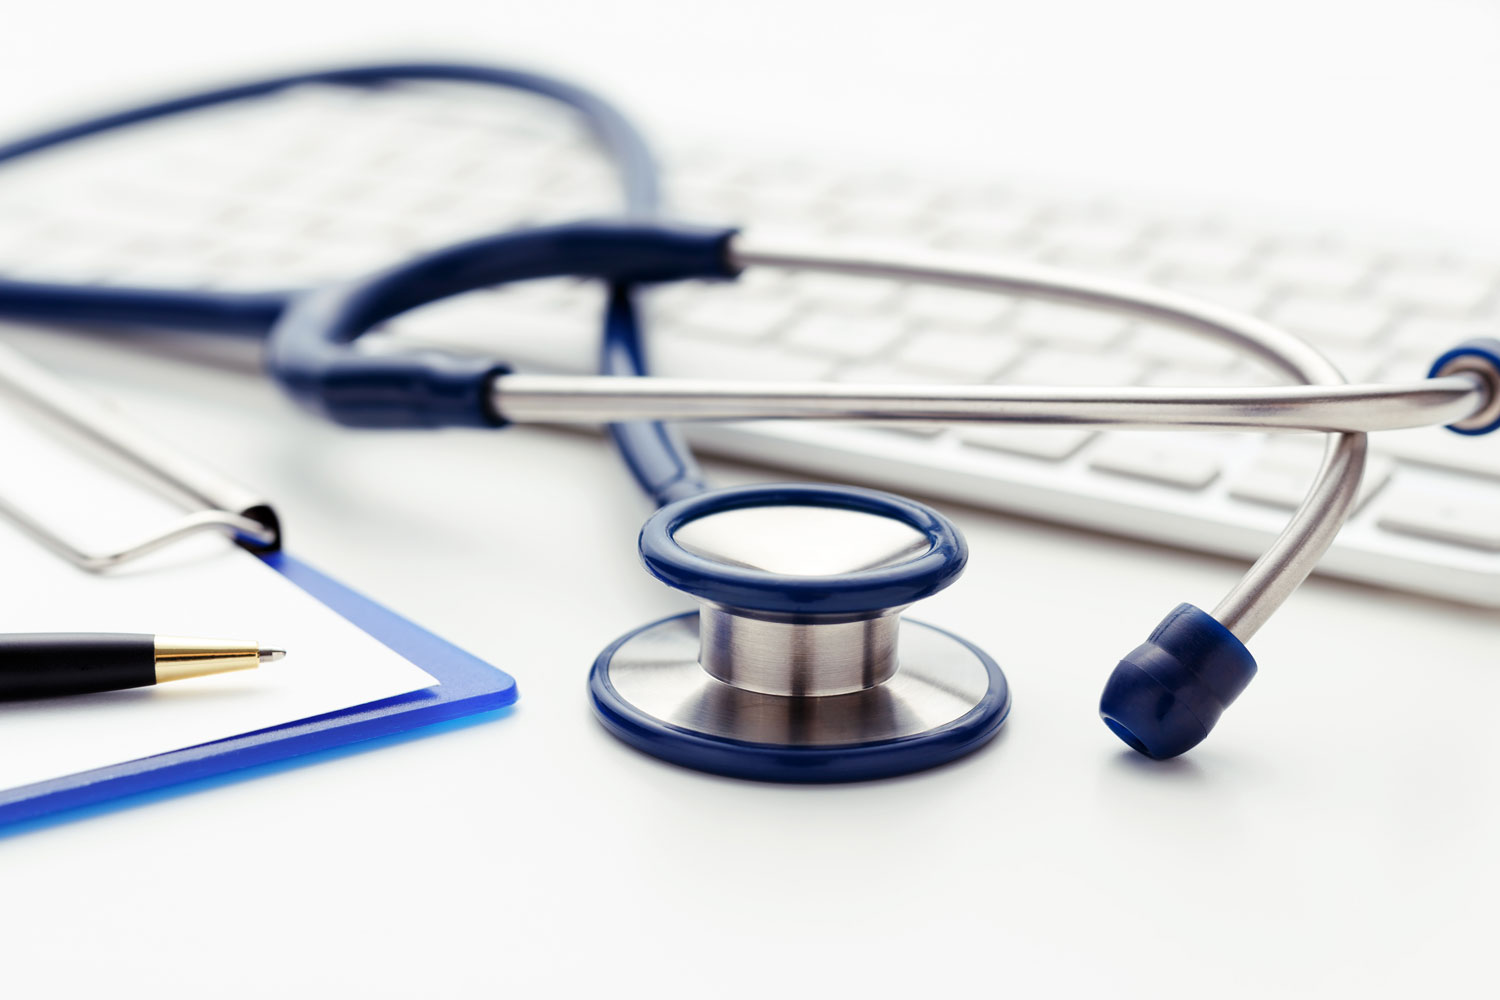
left=0, top=389, right=437, bottom=791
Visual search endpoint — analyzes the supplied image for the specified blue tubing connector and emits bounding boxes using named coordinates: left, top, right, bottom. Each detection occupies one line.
left=1429, top=338, right=1500, bottom=436
left=1099, top=603, right=1257, bottom=760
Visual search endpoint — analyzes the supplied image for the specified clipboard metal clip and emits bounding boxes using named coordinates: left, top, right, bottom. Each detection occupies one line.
left=0, top=342, right=281, bottom=571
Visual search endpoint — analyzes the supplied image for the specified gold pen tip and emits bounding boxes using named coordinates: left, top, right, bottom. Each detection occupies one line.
left=259, top=648, right=287, bottom=664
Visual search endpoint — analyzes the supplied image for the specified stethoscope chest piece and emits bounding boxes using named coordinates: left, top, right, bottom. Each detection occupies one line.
left=589, top=484, right=1010, bottom=782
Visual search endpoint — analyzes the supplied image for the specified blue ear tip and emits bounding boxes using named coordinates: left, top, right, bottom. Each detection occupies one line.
left=1099, top=660, right=1207, bottom=759
left=1429, top=338, right=1500, bottom=436
left=1098, top=604, right=1257, bottom=760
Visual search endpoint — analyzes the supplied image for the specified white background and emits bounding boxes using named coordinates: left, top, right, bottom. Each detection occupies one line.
left=2, top=2, right=1499, bottom=997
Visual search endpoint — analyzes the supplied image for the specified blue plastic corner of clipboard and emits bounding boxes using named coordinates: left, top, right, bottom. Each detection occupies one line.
left=0, top=552, right=517, bottom=833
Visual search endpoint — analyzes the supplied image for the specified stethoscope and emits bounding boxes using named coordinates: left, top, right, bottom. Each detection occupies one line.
left=1, top=63, right=1497, bottom=780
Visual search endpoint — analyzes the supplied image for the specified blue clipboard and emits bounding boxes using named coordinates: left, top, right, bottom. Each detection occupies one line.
left=0, top=551, right=518, bottom=830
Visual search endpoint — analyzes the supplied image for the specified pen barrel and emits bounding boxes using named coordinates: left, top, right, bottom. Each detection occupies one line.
left=0, top=633, right=155, bottom=699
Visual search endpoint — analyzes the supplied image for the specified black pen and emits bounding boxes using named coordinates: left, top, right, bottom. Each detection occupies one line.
left=0, top=634, right=285, bottom=700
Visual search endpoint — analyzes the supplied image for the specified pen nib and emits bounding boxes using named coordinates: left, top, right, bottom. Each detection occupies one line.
left=259, top=648, right=287, bottom=664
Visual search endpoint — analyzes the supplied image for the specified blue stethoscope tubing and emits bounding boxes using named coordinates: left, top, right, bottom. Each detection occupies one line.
left=0, top=61, right=699, bottom=506
left=0, top=61, right=1010, bottom=781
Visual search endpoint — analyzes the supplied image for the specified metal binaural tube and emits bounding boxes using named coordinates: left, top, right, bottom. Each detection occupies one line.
left=486, top=236, right=1491, bottom=645
left=490, top=374, right=1487, bottom=433
left=725, top=235, right=1368, bottom=642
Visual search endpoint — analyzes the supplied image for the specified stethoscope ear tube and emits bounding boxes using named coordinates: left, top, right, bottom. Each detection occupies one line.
left=265, top=221, right=740, bottom=427
left=268, top=284, right=510, bottom=429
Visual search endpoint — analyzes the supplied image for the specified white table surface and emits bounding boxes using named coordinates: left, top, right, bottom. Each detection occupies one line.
left=2, top=3, right=1499, bottom=997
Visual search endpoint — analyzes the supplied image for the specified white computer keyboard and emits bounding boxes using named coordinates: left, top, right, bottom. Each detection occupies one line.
left=0, top=80, right=1497, bottom=604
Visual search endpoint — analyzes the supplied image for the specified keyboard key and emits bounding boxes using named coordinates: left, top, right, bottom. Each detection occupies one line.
left=834, top=362, right=956, bottom=384
left=1377, top=486, right=1500, bottom=551
left=1089, top=435, right=1223, bottom=489
left=739, top=188, right=836, bottom=225
left=498, top=277, right=600, bottom=310
left=1121, top=321, right=1241, bottom=371
left=781, top=312, right=908, bottom=359
left=1141, top=363, right=1285, bottom=387
left=901, top=285, right=1014, bottom=328
left=736, top=158, right=843, bottom=200
left=743, top=218, right=845, bottom=246
left=1257, top=248, right=1372, bottom=294
left=1375, top=263, right=1497, bottom=314
left=1042, top=249, right=1160, bottom=283
left=655, top=336, right=836, bottom=381
left=392, top=299, right=596, bottom=372
left=894, top=329, right=1025, bottom=379
left=870, top=423, right=946, bottom=439
left=1228, top=440, right=1393, bottom=513
left=826, top=195, right=932, bottom=232
left=663, top=146, right=752, bottom=189
left=1004, top=348, right=1147, bottom=386
left=962, top=426, right=1095, bottom=461
left=1368, top=349, right=1443, bottom=384
left=667, top=179, right=747, bottom=221
left=111, top=248, right=248, bottom=288
left=651, top=271, right=783, bottom=317
left=830, top=214, right=941, bottom=246
left=836, top=170, right=937, bottom=209
left=932, top=227, right=1034, bottom=256
left=670, top=296, right=801, bottom=342
left=1271, top=296, right=1389, bottom=346
left=1034, top=215, right=1144, bottom=260
left=790, top=273, right=902, bottom=311
left=1159, top=277, right=1274, bottom=317
left=1387, top=315, right=1499, bottom=354
left=743, top=200, right=839, bottom=234
left=1010, top=301, right=1131, bottom=350
left=217, top=201, right=316, bottom=245
left=1304, top=343, right=1383, bottom=382
left=1371, top=427, right=1500, bottom=480
left=929, top=183, right=1031, bottom=218
left=1147, top=232, right=1254, bottom=282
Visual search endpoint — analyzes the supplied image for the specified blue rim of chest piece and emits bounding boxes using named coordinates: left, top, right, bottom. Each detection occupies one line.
left=589, top=612, right=1010, bottom=783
